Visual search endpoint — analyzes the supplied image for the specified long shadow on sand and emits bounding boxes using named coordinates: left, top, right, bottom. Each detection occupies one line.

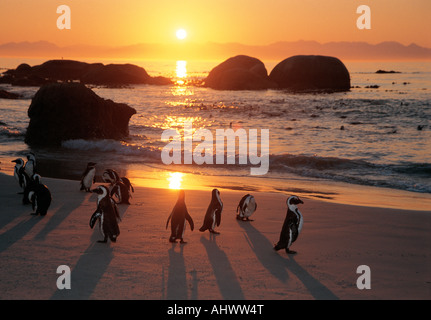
left=165, top=244, right=188, bottom=300
left=237, top=220, right=339, bottom=300
left=50, top=233, right=114, bottom=300
left=0, top=215, right=42, bottom=254
left=33, top=193, right=87, bottom=241
left=201, top=234, right=245, bottom=300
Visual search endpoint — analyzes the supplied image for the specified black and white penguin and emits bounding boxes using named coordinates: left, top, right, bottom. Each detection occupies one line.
left=166, top=190, right=194, bottom=243
left=102, top=169, right=119, bottom=186
left=90, top=185, right=121, bottom=243
left=28, top=175, right=52, bottom=216
left=23, top=173, right=41, bottom=205
left=199, top=189, right=223, bottom=234
left=12, top=158, right=29, bottom=192
left=236, top=194, right=257, bottom=221
left=274, top=195, right=304, bottom=254
left=102, top=169, right=134, bottom=199
left=80, top=162, right=97, bottom=192
left=120, top=177, right=134, bottom=197
left=110, top=180, right=131, bottom=204
left=24, top=152, right=37, bottom=177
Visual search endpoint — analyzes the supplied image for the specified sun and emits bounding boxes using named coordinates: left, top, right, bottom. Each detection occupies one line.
left=168, top=172, right=183, bottom=189
left=176, top=29, right=187, bottom=40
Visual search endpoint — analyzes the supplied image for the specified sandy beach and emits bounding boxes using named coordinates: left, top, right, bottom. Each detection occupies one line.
left=0, top=172, right=430, bottom=300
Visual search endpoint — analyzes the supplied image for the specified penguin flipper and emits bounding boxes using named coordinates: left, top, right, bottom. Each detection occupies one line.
left=89, top=210, right=102, bottom=229
left=186, top=213, right=194, bottom=231
left=166, top=212, right=173, bottom=230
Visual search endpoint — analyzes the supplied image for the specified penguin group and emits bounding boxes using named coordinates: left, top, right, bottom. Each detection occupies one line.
left=11, top=156, right=305, bottom=253
left=166, top=188, right=303, bottom=254
left=80, top=164, right=134, bottom=244
left=11, top=152, right=52, bottom=216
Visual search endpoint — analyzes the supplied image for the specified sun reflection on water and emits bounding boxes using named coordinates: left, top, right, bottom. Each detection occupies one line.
left=176, top=60, right=187, bottom=83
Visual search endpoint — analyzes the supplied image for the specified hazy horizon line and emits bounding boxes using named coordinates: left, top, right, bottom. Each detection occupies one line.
left=1, top=39, right=431, bottom=62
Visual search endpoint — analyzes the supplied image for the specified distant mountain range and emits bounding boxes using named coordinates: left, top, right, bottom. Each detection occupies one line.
left=1, top=40, right=430, bottom=61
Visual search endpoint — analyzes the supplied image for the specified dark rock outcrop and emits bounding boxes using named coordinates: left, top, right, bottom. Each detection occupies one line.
left=205, top=55, right=276, bottom=90
left=1, top=60, right=172, bottom=87
left=269, top=55, right=351, bottom=92
left=25, top=83, right=136, bottom=146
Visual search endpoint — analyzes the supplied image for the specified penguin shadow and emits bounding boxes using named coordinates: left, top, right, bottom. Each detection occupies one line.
left=165, top=243, right=188, bottom=300
left=50, top=241, right=114, bottom=300
left=200, top=234, right=245, bottom=300
left=237, top=220, right=290, bottom=283
left=33, top=192, right=87, bottom=241
left=0, top=215, right=42, bottom=254
left=237, top=220, right=339, bottom=300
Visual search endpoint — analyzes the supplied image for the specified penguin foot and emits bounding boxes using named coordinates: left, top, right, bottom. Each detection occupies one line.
left=169, top=238, right=177, bottom=243
left=180, top=240, right=187, bottom=244
left=97, top=239, right=108, bottom=243
left=30, top=212, right=38, bottom=215
left=285, top=249, right=297, bottom=254
left=273, top=244, right=282, bottom=251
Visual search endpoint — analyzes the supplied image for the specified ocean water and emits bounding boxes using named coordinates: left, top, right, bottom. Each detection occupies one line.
left=0, top=59, right=430, bottom=204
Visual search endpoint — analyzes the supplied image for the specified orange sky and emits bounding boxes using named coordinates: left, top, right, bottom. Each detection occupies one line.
left=1, top=0, right=430, bottom=48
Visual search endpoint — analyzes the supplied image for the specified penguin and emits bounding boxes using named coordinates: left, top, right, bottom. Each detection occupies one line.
left=102, top=169, right=134, bottom=198
left=80, top=162, right=97, bottom=192
left=120, top=177, right=134, bottom=197
left=199, top=189, right=223, bottom=234
left=11, top=158, right=29, bottom=192
left=166, top=190, right=194, bottom=243
left=274, top=195, right=304, bottom=254
left=28, top=176, right=52, bottom=216
left=102, top=169, right=119, bottom=186
left=110, top=180, right=131, bottom=204
left=236, top=194, right=257, bottom=221
left=24, top=152, right=36, bottom=177
left=23, top=173, right=41, bottom=205
left=90, top=185, right=121, bottom=243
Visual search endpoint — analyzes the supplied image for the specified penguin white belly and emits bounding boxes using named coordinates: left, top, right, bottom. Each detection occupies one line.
left=99, top=214, right=105, bottom=237
left=244, top=199, right=256, bottom=217
left=211, top=210, right=216, bottom=229
left=83, top=169, right=95, bottom=188
left=297, top=211, right=304, bottom=234
left=25, top=163, right=34, bottom=177
left=34, top=195, right=38, bottom=212
left=287, top=228, right=293, bottom=248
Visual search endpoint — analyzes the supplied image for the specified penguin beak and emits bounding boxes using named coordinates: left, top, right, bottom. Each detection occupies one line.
left=11, top=159, right=19, bottom=163
left=299, top=199, right=304, bottom=204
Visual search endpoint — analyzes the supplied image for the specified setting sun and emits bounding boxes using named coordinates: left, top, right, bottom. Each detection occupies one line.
left=176, top=29, right=187, bottom=40
left=168, top=172, right=183, bottom=189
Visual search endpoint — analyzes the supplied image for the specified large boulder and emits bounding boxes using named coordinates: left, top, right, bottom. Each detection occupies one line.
left=205, top=55, right=276, bottom=90
left=1, top=60, right=172, bottom=86
left=25, top=83, right=136, bottom=146
left=269, top=55, right=351, bottom=92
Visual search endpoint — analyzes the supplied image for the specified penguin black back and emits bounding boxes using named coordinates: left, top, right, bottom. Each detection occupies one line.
left=166, top=190, right=194, bottom=243
left=29, top=176, right=52, bottom=216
